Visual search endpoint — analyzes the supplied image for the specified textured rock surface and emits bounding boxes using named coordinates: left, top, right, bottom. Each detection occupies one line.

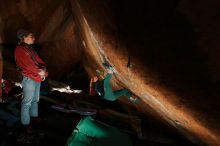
left=70, top=1, right=220, bottom=145
left=0, top=0, right=220, bottom=145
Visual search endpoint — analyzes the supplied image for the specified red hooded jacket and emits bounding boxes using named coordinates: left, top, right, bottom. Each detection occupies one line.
left=14, top=44, right=48, bottom=82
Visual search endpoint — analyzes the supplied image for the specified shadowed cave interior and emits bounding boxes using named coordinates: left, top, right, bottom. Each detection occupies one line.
left=0, top=0, right=220, bottom=146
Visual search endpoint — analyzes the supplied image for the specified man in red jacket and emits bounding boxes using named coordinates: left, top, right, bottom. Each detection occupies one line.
left=14, top=29, right=48, bottom=134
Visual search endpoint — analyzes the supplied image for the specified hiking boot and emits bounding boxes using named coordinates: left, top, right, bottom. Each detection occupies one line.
left=22, top=125, right=34, bottom=134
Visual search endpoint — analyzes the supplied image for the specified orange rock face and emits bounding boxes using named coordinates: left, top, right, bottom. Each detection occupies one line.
left=70, top=1, right=220, bottom=145
left=1, top=0, right=220, bottom=145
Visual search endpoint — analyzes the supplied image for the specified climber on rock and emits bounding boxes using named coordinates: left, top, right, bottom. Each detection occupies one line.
left=89, top=62, right=138, bottom=103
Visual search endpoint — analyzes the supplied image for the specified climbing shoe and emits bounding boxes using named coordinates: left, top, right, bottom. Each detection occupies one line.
left=129, top=96, right=140, bottom=104
left=21, top=125, right=34, bottom=134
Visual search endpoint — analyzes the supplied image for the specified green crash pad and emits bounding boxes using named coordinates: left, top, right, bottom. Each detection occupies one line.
left=66, top=116, right=133, bottom=146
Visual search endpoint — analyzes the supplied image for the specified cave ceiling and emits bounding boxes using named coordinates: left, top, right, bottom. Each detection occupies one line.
left=0, top=0, right=220, bottom=145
